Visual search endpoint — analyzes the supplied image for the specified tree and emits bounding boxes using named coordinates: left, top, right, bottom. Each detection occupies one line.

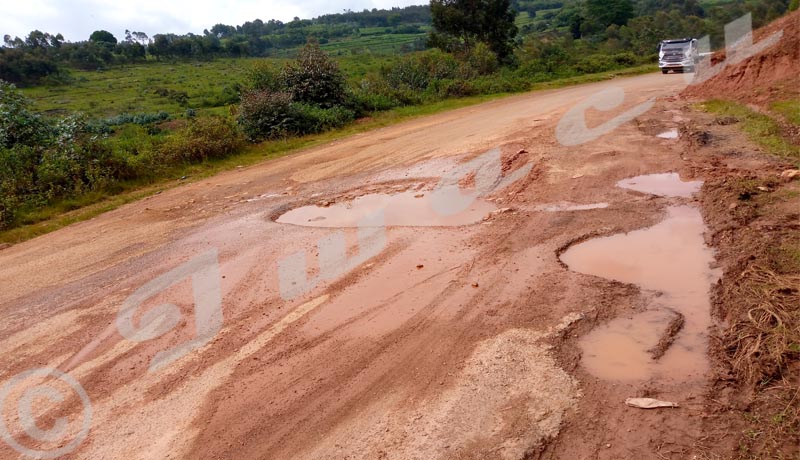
left=89, top=30, right=117, bottom=44
left=429, top=0, right=518, bottom=60
left=279, top=42, right=346, bottom=107
left=586, top=0, right=634, bottom=29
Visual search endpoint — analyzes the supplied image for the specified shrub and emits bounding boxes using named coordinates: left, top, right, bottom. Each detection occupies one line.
left=280, top=43, right=346, bottom=108
left=37, top=115, right=132, bottom=198
left=159, top=116, right=243, bottom=163
left=238, top=90, right=296, bottom=141
left=429, top=78, right=477, bottom=98
left=384, top=49, right=460, bottom=91
left=247, top=61, right=284, bottom=92
left=612, top=52, right=638, bottom=67
left=0, top=50, right=65, bottom=87
left=347, top=76, right=403, bottom=115
left=0, top=80, right=52, bottom=148
left=97, top=111, right=170, bottom=128
left=573, top=55, right=615, bottom=74
left=0, top=144, right=39, bottom=228
left=471, top=72, right=530, bottom=94
left=461, top=42, right=499, bottom=77
left=290, top=104, right=355, bottom=134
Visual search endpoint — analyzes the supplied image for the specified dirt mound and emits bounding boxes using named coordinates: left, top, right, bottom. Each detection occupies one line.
left=683, top=10, right=800, bottom=104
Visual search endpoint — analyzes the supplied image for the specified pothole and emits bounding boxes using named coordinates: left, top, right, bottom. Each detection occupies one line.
left=617, top=172, right=702, bottom=198
left=560, top=206, right=720, bottom=382
left=276, top=191, right=496, bottom=228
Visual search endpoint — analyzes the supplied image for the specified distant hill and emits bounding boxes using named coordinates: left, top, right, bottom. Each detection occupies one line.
left=1, top=0, right=793, bottom=86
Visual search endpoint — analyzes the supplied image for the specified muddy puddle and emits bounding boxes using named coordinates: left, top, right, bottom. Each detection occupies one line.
left=560, top=206, right=719, bottom=382
left=277, top=191, right=496, bottom=228
left=617, top=172, right=702, bottom=198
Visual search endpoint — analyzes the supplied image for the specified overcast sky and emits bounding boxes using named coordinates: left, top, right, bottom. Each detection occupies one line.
left=1, top=0, right=425, bottom=42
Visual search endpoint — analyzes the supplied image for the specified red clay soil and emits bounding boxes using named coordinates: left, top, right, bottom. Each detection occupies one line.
left=682, top=10, right=800, bottom=104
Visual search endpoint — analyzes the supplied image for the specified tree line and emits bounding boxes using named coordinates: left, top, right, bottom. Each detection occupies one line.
left=0, top=5, right=432, bottom=86
left=2, top=0, right=795, bottom=87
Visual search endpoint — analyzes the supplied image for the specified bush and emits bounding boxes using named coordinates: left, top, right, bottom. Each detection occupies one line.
left=384, top=49, right=460, bottom=91
left=290, top=104, right=355, bottom=134
left=471, top=73, right=530, bottom=94
left=573, top=55, right=615, bottom=74
left=612, top=52, right=638, bottom=67
left=347, top=76, right=404, bottom=115
left=37, top=115, right=132, bottom=198
left=280, top=43, right=347, bottom=108
left=97, top=111, right=171, bottom=128
left=0, top=80, right=52, bottom=148
left=247, top=61, right=284, bottom=92
left=0, top=144, right=39, bottom=227
left=429, top=78, right=477, bottom=98
left=0, top=50, right=65, bottom=87
left=159, top=116, right=243, bottom=163
left=238, top=90, right=296, bottom=141
left=461, top=42, right=499, bottom=77
left=238, top=87, right=357, bottom=141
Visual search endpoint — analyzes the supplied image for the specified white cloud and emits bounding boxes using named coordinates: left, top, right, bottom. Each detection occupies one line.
left=1, top=0, right=425, bottom=42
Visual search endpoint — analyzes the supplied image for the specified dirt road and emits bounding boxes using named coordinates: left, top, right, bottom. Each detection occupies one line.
left=1, top=73, right=721, bottom=459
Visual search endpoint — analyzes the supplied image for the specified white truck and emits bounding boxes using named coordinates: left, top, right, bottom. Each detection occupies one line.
left=658, top=38, right=699, bottom=74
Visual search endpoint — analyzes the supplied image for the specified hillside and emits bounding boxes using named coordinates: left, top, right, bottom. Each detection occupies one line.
left=684, top=9, right=800, bottom=105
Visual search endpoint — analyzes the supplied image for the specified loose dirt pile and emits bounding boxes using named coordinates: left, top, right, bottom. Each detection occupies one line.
left=683, top=10, right=800, bottom=105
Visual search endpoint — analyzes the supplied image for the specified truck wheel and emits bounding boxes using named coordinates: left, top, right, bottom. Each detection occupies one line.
left=662, top=69, right=669, bottom=74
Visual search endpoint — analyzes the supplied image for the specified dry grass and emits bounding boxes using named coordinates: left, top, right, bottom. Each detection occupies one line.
left=725, top=266, right=800, bottom=386
left=719, top=241, right=800, bottom=458
left=705, top=176, right=799, bottom=458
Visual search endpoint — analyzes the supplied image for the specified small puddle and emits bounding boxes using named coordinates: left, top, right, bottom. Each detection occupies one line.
left=535, top=202, right=609, bottom=212
left=277, top=191, right=496, bottom=228
left=617, top=173, right=702, bottom=198
left=657, top=129, right=679, bottom=139
left=560, top=206, right=719, bottom=382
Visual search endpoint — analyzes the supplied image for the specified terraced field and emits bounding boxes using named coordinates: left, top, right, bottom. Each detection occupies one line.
left=321, top=32, right=427, bottom=55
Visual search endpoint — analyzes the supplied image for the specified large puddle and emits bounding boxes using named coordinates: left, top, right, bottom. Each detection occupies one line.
left=617, top=173, right=702, bottom=198
left=277, top=191, right=496, bottom=228
left=561, top=203, right=719, bottom=382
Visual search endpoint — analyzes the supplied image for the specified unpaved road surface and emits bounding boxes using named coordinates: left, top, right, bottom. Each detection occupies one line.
left=0, top=73, right=722, bottom=459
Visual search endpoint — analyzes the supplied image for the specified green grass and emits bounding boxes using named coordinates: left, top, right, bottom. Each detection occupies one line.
left=770, top=99, right=800, bottom=126
left=22, top=59, right=258, bottom=118
left=701, top=99, right=800, bottom=164
left=21, top=56, right=397, bottom=119
left=2, top=65, right=658, bottom=244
